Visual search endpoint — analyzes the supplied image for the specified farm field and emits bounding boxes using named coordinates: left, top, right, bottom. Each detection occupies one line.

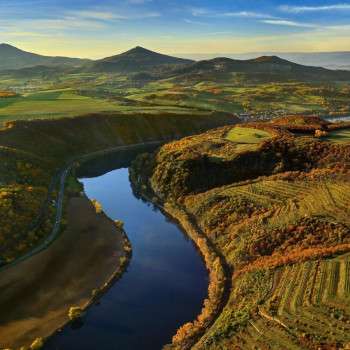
left=326, top=129, right=350, bottom=143
left=124, top=81, right=350, bottom=116
left=2, top=69, right=350, bottom=124
left=0, top=88, right=198, bottom=124
left=0, top=89, right=119, bottom=121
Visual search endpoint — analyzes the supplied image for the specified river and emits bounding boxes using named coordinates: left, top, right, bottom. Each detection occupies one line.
left=324, top=115, right=350, bottom=122
left=45, top=152, right=208, bottom=350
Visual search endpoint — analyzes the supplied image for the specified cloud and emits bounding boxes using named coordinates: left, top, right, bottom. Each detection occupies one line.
left=280, top=4, right=350, bottom=13
left=191, top=8, right=211, bottom=17
left=191, top=8, right=276, bottom=19
left=221, top=11, right=276, bottom=19
left=3, top=31, right=49, bottom=37
left=69, top=11, right=127, bottom=21
left=69, top=9, right=160, bottom=21
left=207, top=31, right=234, bottom=36
left=184, top=18, right=208, bottom=25
left=35, top=18, right=106, bottom=30
left=261, top=19, right=318, bottom=28
left=0, top=15, right=108, bottom=33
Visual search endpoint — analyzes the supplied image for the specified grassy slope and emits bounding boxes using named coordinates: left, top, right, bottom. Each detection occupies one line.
left=0, top=89, right=199, bottom=124
left=131, top=116, right=350, bottom=349
left=326, top=129, right=350, bottom=143
left=1, top=72, right=350, bottom=123
left=125, top=80, right=350, bottom=115
left=226, top=127, right=272, bottom=143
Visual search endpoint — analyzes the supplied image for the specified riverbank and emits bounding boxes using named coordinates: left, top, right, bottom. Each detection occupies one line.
left=161, top=202, right=230, bottom=350
left=129, top=166, right=230, bottom=350
left=46, top=166, right=209, bottom=350
left=0, top=195, right=130, bottom=349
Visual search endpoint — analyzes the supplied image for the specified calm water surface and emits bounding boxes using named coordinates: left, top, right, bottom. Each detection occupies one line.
left=45, top=166, right=208, bottom=350
left=325, top=115, right=350, bottom=122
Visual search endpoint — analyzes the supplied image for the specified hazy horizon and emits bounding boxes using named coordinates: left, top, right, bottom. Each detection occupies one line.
left=3, top=42, right=350, bottom=61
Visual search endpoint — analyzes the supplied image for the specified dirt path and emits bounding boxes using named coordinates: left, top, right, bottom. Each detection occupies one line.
left=0, top=197, right=125, bottom=349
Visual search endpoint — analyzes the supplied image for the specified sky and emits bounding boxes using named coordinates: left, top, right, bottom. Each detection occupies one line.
left=1, top=0, right=350, bottom=58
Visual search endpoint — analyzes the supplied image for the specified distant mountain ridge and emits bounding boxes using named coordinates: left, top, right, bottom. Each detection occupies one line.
left=172, top=55, right=350, bottom=81
left=182, top=51, right=350, bottom=70
left=89, top=46, right=194, bottom=73
left=0, top=43, right=89, bottom=70
left=1, top=43, right=350, bottom=82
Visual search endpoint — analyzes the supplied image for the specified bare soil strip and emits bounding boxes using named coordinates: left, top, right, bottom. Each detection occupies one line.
left=0, top=197, right=125, bottom=349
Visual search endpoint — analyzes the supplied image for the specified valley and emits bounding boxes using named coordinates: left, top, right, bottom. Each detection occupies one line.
left=1, top=46, right=350, bottom=126
left=0, top=43, right=349, bottom=350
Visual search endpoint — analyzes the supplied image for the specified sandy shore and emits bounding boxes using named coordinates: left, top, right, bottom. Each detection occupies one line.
left=0, top=196, right=126, bottom=349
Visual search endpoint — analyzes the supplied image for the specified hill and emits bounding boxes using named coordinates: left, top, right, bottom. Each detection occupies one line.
left=2, top=44, right=350, bottom=83
left=90, top=46, right=194, bottom=73
left=239, top=51, right=350, bottom=70
left=131, top=116, right=350, bottom=349
left=183, top=51, right=350, bottom=70
left=255, top=51, right=350, bottom=70
left=0, top=43, right=89, bottom=71
left=0, top=65, right=72, bottom=78
left=171, top=55, right=350, bottom=82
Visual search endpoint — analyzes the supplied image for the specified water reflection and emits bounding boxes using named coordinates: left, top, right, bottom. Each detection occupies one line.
left=45, top=149, right=208, bottom=350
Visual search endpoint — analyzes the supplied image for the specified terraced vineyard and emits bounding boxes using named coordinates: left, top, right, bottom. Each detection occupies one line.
left=187, top=173, right=350, bottom=349
left=233, top=254, right=350, bottom=349
left=132, top=116, right=350, bottom=349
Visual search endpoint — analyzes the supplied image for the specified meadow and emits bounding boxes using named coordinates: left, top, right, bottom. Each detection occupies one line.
left=1, top=71, right=350, bottom=125
left=226, top=127, right=272, bottom=143
left=0, top=87, right=198, bottom=124
left=326, top=128, right=350, bottom=143
left=125, top=80, right=350, bottom=116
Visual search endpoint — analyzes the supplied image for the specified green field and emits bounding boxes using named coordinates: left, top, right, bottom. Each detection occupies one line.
left=1, top=70, right=350, bottom=124
left=0, top=88, right=199, bottom=124
left=0, top=89, right=119, bottom=121
left=226, top=127, right=272, bottom=143
left=326, top=129, right=350, bottom=143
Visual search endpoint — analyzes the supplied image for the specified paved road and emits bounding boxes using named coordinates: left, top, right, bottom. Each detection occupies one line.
left=0, top=140, right=163, bottom=273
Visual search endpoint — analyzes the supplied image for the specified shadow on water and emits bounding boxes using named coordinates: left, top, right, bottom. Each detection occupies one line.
left=76, top=144, right=160, bottom=179
left=45, top=145, right=208, bottom=350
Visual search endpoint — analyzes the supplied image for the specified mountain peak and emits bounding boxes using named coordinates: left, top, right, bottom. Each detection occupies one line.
left=252, top=55, right=291, bottom=64
left=123, top=46, right=158, bottom=55
left=0, top=43, right=88, bottom=70
left=133, top=46, right=148, bottom=50
left=94, top=46, right=193, bottom=72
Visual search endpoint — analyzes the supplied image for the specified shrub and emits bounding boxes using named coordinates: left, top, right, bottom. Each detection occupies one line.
left=114, top=220, right=124, bottom=229
left=30, top=338, right=44, bottom=349
left=315, top=129, right=328, bottom=138
left=68, top=306, right=83, bottom=321
left=91, top=199, right=103, bottom=214
left=91, top=289, right=99, bottom=298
